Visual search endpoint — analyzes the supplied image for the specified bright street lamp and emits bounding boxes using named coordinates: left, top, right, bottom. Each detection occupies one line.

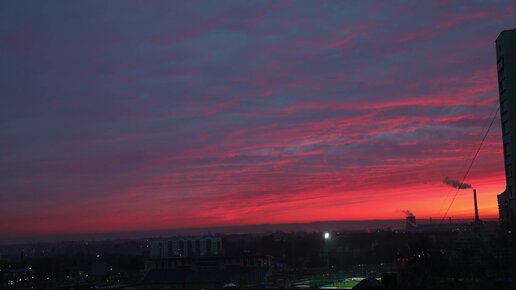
left=324, top=232, right=331, bottom=277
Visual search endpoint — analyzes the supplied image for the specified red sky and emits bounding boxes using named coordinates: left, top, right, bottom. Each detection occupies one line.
left=1, top=1, right=515, bottom=239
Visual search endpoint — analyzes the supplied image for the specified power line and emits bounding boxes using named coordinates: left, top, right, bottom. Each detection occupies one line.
left=440, top=105, right=500, bottom=224
left=437, top=106, right=500, bottom=213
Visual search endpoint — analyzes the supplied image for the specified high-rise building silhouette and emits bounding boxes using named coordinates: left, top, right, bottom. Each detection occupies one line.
left=496, top=28, right=516, bottom=232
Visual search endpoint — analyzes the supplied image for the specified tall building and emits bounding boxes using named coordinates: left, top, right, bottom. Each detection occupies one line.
left=149, top=236, right=223, bottom=258
left=496, top=28, right=516, bottom=232
left=145, top=236, right=273, bottom=286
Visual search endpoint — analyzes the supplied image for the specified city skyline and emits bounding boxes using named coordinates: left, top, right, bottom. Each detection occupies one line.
left=1, top=1, right=516, bottom=239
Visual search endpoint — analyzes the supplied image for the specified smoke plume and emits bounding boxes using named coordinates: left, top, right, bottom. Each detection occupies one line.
left=443, top=176, right=472, bottom=189
left=401, top=210, right=414, bottom=217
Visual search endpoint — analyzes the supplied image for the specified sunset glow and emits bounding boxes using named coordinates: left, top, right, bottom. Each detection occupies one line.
left=1, top=1, right=515, bottom=239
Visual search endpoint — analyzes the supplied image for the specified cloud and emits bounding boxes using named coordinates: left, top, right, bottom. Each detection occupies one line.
left=0, top=0, right=513, bottom=238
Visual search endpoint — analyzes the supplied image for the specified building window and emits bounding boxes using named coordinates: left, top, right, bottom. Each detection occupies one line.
left=503, top=121, right=511, bottom=135
left=506, top=163, right=513, bottom=178
left=505, top=143, right=512, bottom=157
left=501, top=100, right=508, bottom=115
left=179, top=240, right=184, bottom=256
left=195, top=240, right=201, bottom=254
left=498, top=57, right=504, bottom=72
left=168, top=241, right=173, bottom=257
left=500, top=78, right=507, bottom=94
left=206, top=239, right=212, bottom=256
left=187, top=240, right=193, bottom=256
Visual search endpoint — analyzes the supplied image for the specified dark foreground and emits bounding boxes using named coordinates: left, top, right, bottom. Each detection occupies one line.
left=1, top=226, right=516, bottom=290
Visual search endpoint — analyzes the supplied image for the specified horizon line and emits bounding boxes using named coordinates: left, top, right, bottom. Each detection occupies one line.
left=1, top=216, right=499, bottom=245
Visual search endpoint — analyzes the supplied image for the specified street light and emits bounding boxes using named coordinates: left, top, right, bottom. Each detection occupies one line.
left=324, top=232, right=330, bottom=279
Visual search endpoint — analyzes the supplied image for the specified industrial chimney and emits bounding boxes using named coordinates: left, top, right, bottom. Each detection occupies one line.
left=405, top=215, right=417, bottom=232
left=473, top=189, right=480, bottom=223
left=472, top=189, right=483, bottom=228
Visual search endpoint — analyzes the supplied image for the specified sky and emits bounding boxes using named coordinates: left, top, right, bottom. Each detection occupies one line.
left=1, top=1, right=515, bottom=239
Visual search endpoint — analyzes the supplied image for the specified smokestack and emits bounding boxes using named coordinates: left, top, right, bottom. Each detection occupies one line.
left=405, top=215, right=417, bottom=232
left=443, top=177, right=472, bottom=189
left=449, top=217, right=452, bottom=225
left=473, top=189, right=480, bottom=223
